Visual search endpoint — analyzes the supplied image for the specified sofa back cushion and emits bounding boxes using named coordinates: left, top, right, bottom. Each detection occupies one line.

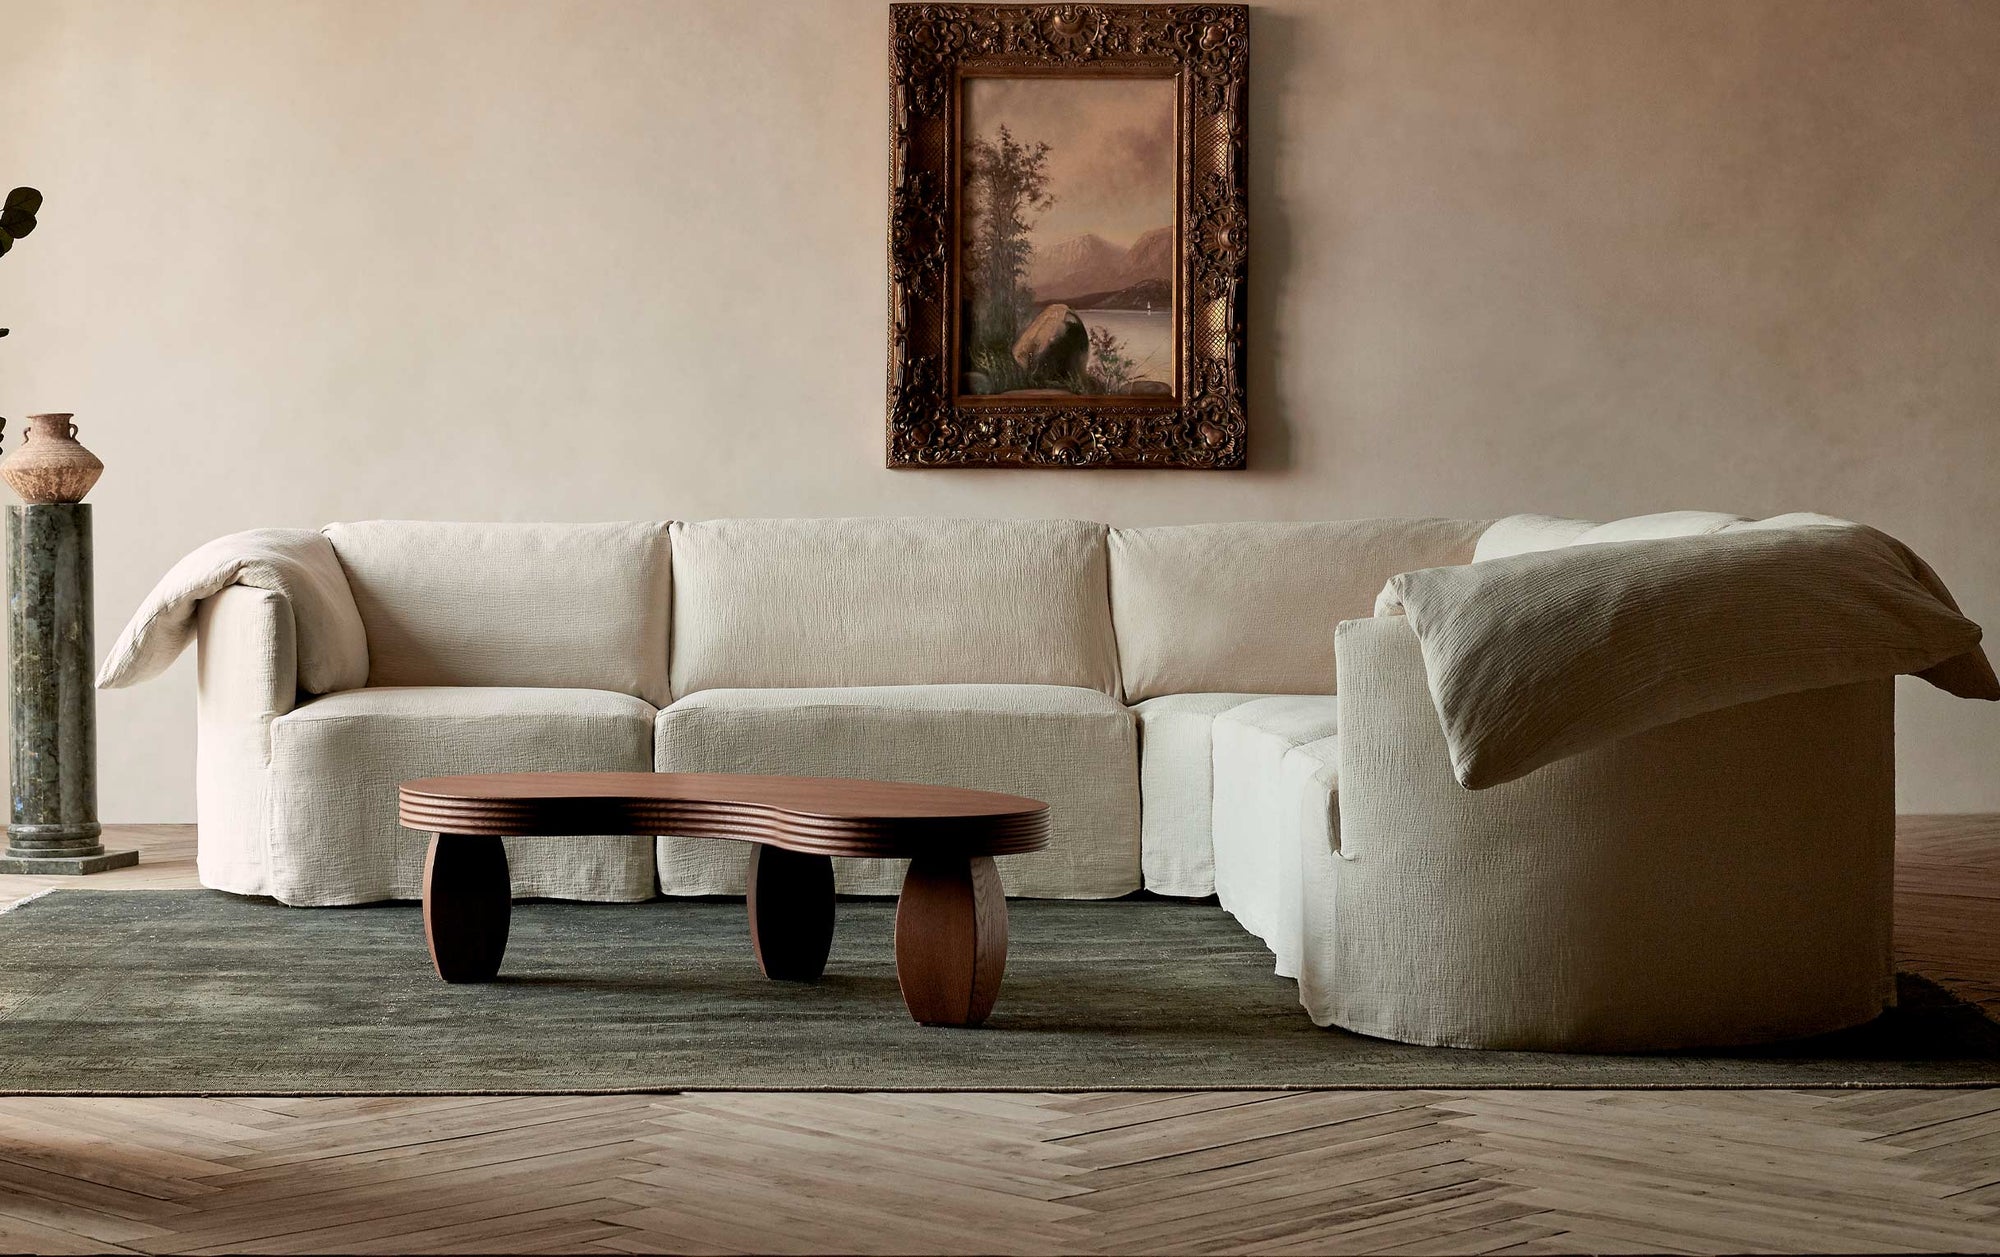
left=1472, top=514, right=1595, bottom=562
left=324, top=521, right=673, bottom=705
left=1475, top=510, right=1748, bottom=560
left=669, top=517, right=1120, bottom=696
left=1109, top=518, right=1486, bottom=702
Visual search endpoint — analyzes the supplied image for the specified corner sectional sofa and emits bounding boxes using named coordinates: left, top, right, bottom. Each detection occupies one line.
left=122, top=512, right=1921, bottom=1050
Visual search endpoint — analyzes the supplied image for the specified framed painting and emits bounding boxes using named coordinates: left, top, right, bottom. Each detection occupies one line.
left=887, top=3, right=1249, bottom=469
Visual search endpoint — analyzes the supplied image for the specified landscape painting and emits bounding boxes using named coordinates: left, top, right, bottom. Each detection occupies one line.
left=959, top=75, right=1178, bottom=398
left=888, top=3, right=1246, bottom=468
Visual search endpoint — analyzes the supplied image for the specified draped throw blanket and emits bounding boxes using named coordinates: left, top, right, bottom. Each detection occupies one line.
left=97, top=529, right=368, bottom=694
left=1377, top=520, right=2000, bottom=790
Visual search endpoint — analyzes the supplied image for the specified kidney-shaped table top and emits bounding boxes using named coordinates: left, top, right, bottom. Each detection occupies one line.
left=398, top=771, right=1052, bottom=860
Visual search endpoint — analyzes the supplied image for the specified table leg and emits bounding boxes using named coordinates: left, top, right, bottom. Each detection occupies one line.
left=895, top=853, right=1007, bottom=1027
left=747, top=844, right=836, bottom=982
left=422, top=833, right=511, bottom=983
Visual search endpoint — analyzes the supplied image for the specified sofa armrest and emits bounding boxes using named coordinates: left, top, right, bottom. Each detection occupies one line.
left=192, top=585, right=295, bottom=896
left=100, top=528, right=367, bottom=694
left=197, top=585, right=298, bottom=734
left=1331, top=615, right=1434, bottom=861
left=1325, top=611, right=1896, bottom=1048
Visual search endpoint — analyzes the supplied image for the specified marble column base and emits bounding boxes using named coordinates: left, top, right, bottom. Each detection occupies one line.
left=0, top=848, right=137, bottom=875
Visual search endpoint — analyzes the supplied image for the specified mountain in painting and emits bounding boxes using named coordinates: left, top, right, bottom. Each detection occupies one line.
left=1028, top=227, right=1173, bottom=306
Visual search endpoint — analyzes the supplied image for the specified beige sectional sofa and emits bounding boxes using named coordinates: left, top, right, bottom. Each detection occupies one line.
left=121, top=511, right=1933, bottom=1049
left=186, top=515, right=1489, bottom=908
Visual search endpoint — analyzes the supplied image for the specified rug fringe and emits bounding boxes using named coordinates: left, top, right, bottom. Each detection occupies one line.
left=0, top=888, right=57, bottom=915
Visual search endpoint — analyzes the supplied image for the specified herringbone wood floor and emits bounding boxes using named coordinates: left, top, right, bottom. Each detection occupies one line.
left=0, top=817, right=1996, bottom=1255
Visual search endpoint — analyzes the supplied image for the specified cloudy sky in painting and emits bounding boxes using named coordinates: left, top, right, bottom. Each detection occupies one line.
left=963, top=76, right=1176, bottom=248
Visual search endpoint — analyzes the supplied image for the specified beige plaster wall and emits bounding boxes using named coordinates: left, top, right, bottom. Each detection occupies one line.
left=0, top=0, right=1994, bottom=820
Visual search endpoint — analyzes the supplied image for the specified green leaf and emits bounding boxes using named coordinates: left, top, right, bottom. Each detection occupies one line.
left=1, top=187, right=40, bottom=238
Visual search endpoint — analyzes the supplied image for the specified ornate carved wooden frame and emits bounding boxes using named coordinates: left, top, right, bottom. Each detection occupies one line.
left=887, top=3, right=1249, bottom=469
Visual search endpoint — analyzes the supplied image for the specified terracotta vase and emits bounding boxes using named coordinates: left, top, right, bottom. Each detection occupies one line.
left=0, top=413, right=104, bottom=505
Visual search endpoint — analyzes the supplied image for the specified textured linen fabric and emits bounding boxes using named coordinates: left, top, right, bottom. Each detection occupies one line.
left=324, top=521, right=673, bottom=706
left=1466, top=509, right=1741, bottom=569
left=1284, top=735, right=1343, bottom=984
left=1381, top=523, right=1998, bottom=789
left=1429, top=509, right=1740, bottom=614
left=1270, top=735, right=1341, bottom=981
left=98, top=528, right=367, bottom=694
left=1470, top=514, right=1594, bottom=562
left=267, top=686, right=657, bottom=906
left=669, top=518, right=1120, bottom=697
left=1572, top=509, right=1743, bottom=544
left=654, top=684, right=1138, bottom=898
left=1132, top=693, right=1262, bottom=897
left=1328, top=614, right=1898, bottom=1051
left=193, top=587, right=296, bottom=897
left=1108, top=518, right=1485, bottom=702
left=1209, top=696, right=1340, bottom=954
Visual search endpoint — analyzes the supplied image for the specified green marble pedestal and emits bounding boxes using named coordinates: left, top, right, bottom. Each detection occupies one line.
left=1, top=504, right=135, bottom=875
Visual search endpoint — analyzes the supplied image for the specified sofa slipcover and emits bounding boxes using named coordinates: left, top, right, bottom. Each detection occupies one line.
left=1383, top=522, right=1999, bottom=789
left=1131, top=693, right=1260, bottom=896
left=101, top=528, right=368, bottom=694
left=1469, top=513, right=1595, bottom=562
left=267, top=686, right=657, bottom=905
left=1328, top=614, right=1897, bottom=1050
left=192, top=586, right=297, bottom=897
left=1108, top=519, right=1484, bottom=702
left=1209, top=697, right=1341, bottom=957
left=669, top=517, right=1121, bottom=697
left=1273, top=734, right=1342, bottom=982
left=325, top=520, right=674, bottom=705
left=655, top=683, right=1139, bottom=898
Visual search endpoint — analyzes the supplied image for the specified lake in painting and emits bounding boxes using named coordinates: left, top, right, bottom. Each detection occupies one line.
left=959, top=75, right=1178, bottom=398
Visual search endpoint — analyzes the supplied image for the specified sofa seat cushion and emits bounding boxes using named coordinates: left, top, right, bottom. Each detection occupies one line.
left=1214, top=695, right=1341, bottom=747
left=654, top=684, right=1138, bottom=898
left=1211, top=697, right=1341, bottom=963
left=268, top=686, right=657, bottom=905
left=1132, top=693, right=1263, bottom=897
left=325, top=521, right=674, bottom=705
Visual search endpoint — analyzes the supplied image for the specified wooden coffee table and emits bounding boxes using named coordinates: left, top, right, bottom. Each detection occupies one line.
left=398, top=772, right=1051, bottom=1027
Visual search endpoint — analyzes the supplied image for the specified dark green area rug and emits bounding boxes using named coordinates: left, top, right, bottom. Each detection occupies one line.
left=3, top=890, right=1997, bottom=1094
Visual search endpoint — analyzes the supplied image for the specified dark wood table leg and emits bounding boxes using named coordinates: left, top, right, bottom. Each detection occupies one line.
left=747, top=844, right=836, bottom=982
left=895, top=853, right=1007, bottom=1027
left=422, top=833, right=511, bottom=983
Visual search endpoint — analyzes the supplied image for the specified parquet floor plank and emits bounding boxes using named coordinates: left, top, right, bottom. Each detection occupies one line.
left=0, top=1209, right=149, bottom=1255
left=1254, top=1197, right=1555, bottom=1256
left=1055, top=1113, right=1468, bottom=1206
left=1053, top=1092, right=1440, bottom=1166
left=1366, top=1212, right=1570, bottom=1256
left=0, top=1117, right=237, bottom=1193
left=1071, top=1142, right=1495, bottom=1247
left=0, top=1155, right=203, bottom=1224
left=0, top=819, right=1998, bottom=1254
left=1156, top=1174, right=1504, bottom=1254
left=0, top=1192, right=177, bottom=1248
left=139, top=1139, right=655, bottom=1253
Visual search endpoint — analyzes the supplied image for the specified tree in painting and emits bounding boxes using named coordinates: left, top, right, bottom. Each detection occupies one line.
left=964, top=124, right=1053, bottom=379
